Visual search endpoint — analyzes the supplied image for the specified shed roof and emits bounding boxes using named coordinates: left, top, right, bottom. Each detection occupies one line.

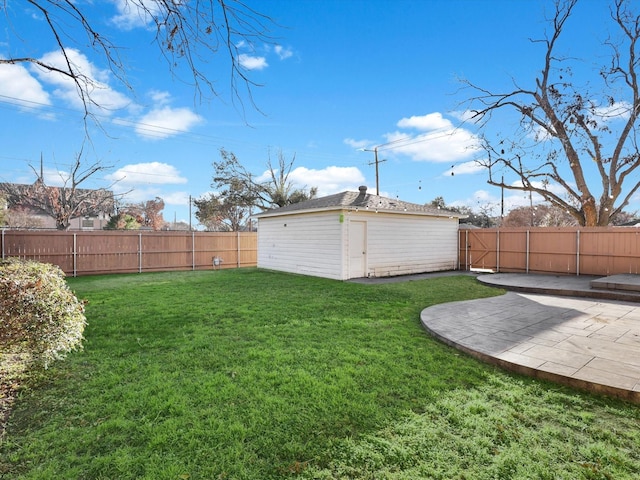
left=254, top=186, right=464, bottom=219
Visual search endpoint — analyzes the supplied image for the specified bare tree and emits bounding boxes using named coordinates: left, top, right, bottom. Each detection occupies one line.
left=502, top=204, right=577, bottom=227
left=4, top=207, right=46, bottom=229
left=194, top=180, right=252, bottom=231
left=0, top=195, right=6, bottom=226
left=464, top=0, right=640, bottom=226
left=195, top=145, right=318, bottom=232
left=1, top=148, right=116, bottom=230
left=212, top=148, right=317, bottom=211
left=263, top=150, right=319, bottom=208
left=1, top=1, right=274, bottom=117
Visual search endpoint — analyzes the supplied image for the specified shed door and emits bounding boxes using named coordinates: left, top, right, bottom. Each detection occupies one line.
left=348, top=220, right=367, bottom=278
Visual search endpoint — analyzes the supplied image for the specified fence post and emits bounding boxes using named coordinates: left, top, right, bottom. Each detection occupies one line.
left=192, top=231, right=196, bottom=271
left=237, top=231, right=240, bottom=268
left=496, top=229, right=500, bottom=273
left=139, top=233, right=143, bottom=274
left=456, top=230, right=460, bottom=270
left=526, top=230, right=530, bottom=274
left=1, top=228, right=4, bottom=259
left=576, top=230, right=580, bottom=276
left=465, top=229, right=469, bottom=271
left=73, top=233, right=77, bottom=278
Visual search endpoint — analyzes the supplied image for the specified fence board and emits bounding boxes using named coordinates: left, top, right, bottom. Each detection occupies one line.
left=578, top=228, right=640, bottom=275
left=459, top=227, right=640, bottom=276
left=529, top=229, right=577, bottom=275
left=496, top=229, right=527, bottom=272
left=1, top=230, right=257, bottom=276
left=76, top=232, right=139, bottom=274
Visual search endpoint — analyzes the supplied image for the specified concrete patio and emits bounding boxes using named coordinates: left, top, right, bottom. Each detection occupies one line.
left=420, top=273, right=640, bottom=402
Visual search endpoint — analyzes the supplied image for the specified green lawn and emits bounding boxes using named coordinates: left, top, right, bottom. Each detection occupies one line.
left=1, top=268, right=639, bottom=479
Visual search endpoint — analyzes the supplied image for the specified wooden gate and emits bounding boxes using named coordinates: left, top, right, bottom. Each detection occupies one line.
left=459, top=229, right=498, bottom=272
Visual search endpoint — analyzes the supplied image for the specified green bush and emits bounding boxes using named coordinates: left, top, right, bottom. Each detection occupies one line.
left=0, top=258, right=86, bottom=368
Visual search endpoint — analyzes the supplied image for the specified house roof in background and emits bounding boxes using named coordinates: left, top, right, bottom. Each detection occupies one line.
left=254, top=186, right=464, bottom=219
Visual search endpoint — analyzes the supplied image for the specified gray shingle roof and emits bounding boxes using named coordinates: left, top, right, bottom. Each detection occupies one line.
left=254, top=186, right=463, bottom=218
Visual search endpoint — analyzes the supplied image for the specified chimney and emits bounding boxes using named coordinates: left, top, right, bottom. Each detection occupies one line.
left=358, top=185, right=367, bottom=196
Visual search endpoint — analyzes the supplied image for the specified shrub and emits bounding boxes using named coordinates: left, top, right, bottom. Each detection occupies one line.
left=104, top=213, right=140, bottom=230
left=0, top=258, right=86, bottom=368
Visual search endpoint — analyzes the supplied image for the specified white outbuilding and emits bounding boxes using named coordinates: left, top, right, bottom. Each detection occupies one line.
left=254, top=186, right=464, bottom=280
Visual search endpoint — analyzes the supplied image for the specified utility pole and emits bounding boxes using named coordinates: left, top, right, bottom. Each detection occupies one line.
left=373, top=148, right=380, bottom=195
left=501, top=175, right=504, bottom=226
left=362, top=147, right=386, bottom=195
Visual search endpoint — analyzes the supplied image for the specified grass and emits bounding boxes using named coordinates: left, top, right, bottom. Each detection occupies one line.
left=1, top=268, right=639, bottom=479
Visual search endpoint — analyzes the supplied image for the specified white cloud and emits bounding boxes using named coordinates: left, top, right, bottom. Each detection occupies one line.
left=111, top=188, right=190, bottom=212
left=510, top=178, right=569, bottom=199
left=443, top=161, right=485, bottom=176
left=274, top=45, right=293, bottom=60
left=528, top=123, right=555, bottom=142
left=239, top=54, right=268, bottom=70
left=111, top=91, right=203, bottom=139
left=397, top=112, right=452, bottom=131
left=343, top=138, right=373, bottom=150
left=236, top=42, right=293, bottom=71
left=592, top=100, right=631, bottom=122
left=106, top=162, right=188, bottom=185
left=449, top=109, right=481, bottom=124
left=110, top=0, right=159, bottom=30
left=451, top=188, right=520, bottom=216
left=529, top=100, right=632, bottom=143
left=162, top=191, right=191, bottom=205
left=257, top=165, right=365, bottom=197
left=384, top=127, right=481, bottom=162
left=42, top=167, right=71, bottom=187
left=33, top=49, right=131, bottom=113
left=451, top=179, right=566, bottom=217
left=370, top=112, right=483, bottom=163
left=0, top=64, right=51, bottom=111
left=115, top=186, right=161, bottom=203
left=469, top=189, right=497, bottom=204
left=149, top=90, right=172, bottom=105
left=134, top=106, right=203, bottom=139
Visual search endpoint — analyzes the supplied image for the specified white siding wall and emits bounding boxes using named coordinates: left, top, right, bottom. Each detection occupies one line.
left=361, top=212, right=459, bottom=277
left=257, top=211, right=345, bottom=280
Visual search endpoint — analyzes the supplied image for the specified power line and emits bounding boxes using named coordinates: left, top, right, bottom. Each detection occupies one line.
left=1, top=92, right=473, bottom=187
left=0, top=93, right=251, bottom=150
left=0, top=93, right=362, bottom=169
left=374, top=126, right=467, bottom=152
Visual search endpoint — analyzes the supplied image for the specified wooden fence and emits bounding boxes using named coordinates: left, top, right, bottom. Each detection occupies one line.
left=5, top=227, right=640, bottom=279
left=460, top=227, right=640, bottom=276
left=1, top=230, right=257, bottom=276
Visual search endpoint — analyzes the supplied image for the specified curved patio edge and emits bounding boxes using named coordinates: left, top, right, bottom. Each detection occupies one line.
left=476, top=272, right=640, bottom=303
left=420, top=293, right=640, bottom=403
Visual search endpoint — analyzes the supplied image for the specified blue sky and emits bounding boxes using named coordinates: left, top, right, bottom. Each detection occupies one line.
left=1, top=0, right=634, bottom=226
